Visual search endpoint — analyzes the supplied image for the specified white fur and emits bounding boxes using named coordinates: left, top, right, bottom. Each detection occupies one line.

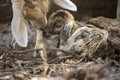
left=11, top=1, right=28, bottom=47
left=53, top=0, right=77, bottom=11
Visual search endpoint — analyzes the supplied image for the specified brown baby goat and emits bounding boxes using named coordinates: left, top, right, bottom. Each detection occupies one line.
left=44, top=10, right=108, bottom=58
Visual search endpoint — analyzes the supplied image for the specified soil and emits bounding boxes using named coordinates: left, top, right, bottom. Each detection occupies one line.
left=0, top=0, right=120, bottom=80
left=0, top=19, right=120, bottom=80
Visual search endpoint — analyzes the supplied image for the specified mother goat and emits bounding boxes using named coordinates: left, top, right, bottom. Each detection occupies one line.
left=11, top=0, right=77, bottom=62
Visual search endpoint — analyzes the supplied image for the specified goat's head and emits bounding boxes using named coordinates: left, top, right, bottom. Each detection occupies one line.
left=43, top=9, right=80, bottom=47
left=23, top=0, right=49, bottom=29
left=23, top=0, right=77, bottom=29
left=43, top=10, right=75, bottom=37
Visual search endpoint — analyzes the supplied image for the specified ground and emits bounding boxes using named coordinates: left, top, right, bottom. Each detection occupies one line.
left=0, top=0, right=120, bottom=80
left=0, top=22, right=120, bottom=80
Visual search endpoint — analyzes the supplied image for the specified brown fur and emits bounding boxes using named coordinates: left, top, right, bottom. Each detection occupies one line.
left=43, top=10, right=81, bottom=49
left=44, top=10, right=79, bottom=37
left=11, top=0, right=77, bottom=62
left=23, top=0, right=50, bottom=29
left=23, top=0, right=50, bottom=19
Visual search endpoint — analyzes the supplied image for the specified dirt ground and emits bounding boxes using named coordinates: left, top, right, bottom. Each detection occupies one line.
left=0, top=21, right=120, bottom=80
left=0, top=0, right=120, bottom=80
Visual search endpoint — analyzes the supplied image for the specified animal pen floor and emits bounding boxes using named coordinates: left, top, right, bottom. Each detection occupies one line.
left=0, top=0, right=120, bottom=79
left=0, top=21, right=120, bottom=80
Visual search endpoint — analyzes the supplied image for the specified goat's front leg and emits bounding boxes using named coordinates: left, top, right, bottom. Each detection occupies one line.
left=34, top=30, right=48, bottom=75
left=34, top=30, right=47, bottom=63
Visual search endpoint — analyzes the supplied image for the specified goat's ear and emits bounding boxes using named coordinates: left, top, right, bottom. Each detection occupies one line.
left=60, top=21, right=74, bottom=45
left=11, top=4, right=28, bottom=47
left=53, top=0, right=77, bottom=11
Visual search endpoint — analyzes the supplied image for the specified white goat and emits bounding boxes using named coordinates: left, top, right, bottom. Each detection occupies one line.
left=11, top=0, right=77, bottom=62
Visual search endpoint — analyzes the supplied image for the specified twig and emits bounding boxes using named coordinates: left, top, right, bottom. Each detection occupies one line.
left=13, top=48, right=67, bottom=54
left=0, top=48, right=80, bottom=60
left=49, top=55, right=72, bottom=63
left=0, top=49, right=12, bottom=54
left=12, top=48, right=81, bottom=61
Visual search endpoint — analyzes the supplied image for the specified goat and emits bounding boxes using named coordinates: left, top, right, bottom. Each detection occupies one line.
left=43, top=9, right=84, bottom=56
left=44, top=10, right=109, bottom=58
left=11, top=0, right=77, bottom=62
left=44, top=10, right=78, bottom=42
left=43, top=10, right=85, bottom=48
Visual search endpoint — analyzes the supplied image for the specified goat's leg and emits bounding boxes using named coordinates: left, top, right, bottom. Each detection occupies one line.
left=34, top=30, right=47, bottom=63
left=34, top=30, right=48, bottom=75
left=117, top=0, right=120, bottom=19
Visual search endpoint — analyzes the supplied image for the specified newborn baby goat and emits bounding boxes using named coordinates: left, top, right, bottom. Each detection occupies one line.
left=44, top=10, right=79, bottom=46
left=44, top=10, right=109, bottom=58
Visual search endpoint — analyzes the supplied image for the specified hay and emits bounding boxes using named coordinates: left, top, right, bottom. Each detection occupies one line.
left=88, top=16, right=120, bottom=50
left=59, top=26, right=110, bottom=58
